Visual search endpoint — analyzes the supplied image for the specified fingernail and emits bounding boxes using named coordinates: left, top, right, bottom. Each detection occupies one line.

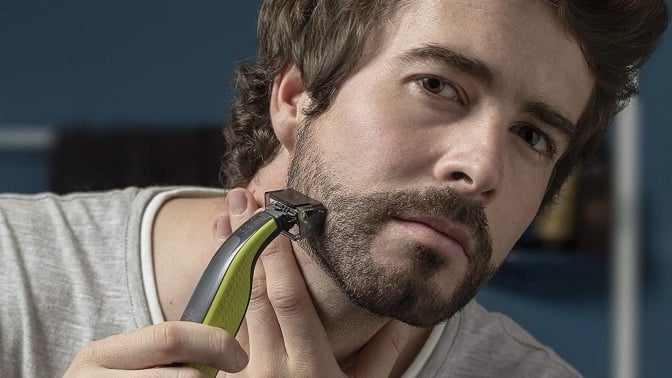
left=228, top=190, right=248, bottom=216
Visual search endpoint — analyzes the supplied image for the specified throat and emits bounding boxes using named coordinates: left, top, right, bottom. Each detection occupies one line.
left=320, top=301, right=434, bottom=377
left=294, top=248, right=433, bottom=374
left=299, top=252, right=386, bottom=360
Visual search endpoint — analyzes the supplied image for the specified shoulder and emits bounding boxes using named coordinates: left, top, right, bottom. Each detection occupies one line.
left=421, top=300, right=581, bottom=377
left=0, top=187, right=142, bottom=214
left=0, top=186, right=188, bottom=221
left=0, top=187, right=178, bottom=245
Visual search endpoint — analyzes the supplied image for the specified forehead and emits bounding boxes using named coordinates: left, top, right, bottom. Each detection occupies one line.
left=375, top=0, right=594, bottom=123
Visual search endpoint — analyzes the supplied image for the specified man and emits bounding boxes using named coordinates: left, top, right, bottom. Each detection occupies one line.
left=2, top=0, right=668, bottom=376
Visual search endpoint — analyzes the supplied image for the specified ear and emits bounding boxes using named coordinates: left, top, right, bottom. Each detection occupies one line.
left=270, top=64, right=306, bottom=152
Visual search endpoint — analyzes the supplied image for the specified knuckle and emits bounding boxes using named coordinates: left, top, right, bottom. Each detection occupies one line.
left=249, top=271, right=268, bottom=304
left=260, top=242, right=283, bottom=258
left=153, top=322, right=185, bottom=355
left=268, top=283, right=304, bottom=313
left=260, top=238, right=291, bottom=260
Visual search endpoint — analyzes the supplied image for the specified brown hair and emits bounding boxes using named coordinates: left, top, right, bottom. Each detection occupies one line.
left=221, top=0, right=669, bottom=206
left=546, top=1, right=669, bottom=205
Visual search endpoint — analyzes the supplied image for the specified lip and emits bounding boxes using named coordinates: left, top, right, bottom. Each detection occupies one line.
left=394, top=216, right=474, bottom=260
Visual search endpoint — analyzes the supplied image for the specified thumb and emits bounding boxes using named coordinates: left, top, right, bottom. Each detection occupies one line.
left=345, top=320, right=412, bottom=377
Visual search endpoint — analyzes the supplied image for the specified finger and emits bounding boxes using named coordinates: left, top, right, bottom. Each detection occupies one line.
left=260, top=233, right=333, bottom=359
left=214, top=214, right=232, bottom=241
left=77, top=321, right=248, bottom=373
left=345, top=320, right=411, bottom=377
left=225, top=188, right=285, bottom=358
left=245, top=257, right=286, bottom=360
left=225, top=188, right=261, bottom=230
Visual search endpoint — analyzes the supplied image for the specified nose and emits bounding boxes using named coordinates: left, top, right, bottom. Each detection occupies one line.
left=432, top=121, right=504, bottom=205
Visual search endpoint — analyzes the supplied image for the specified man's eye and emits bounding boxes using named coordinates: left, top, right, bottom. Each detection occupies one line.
left=419, top=77, right=460, bottom=102
left=515, top=124, right=555, bottom=157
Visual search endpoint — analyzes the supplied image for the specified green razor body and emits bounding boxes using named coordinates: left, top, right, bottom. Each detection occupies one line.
left=179, top=189, right=325, bottom=377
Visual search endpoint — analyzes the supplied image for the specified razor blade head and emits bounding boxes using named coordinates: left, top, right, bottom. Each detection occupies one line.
left=264, top=188, right=327, bottom=241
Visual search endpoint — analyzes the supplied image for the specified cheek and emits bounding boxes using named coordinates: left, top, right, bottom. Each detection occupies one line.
left=313, top=92, right=425, bottom=188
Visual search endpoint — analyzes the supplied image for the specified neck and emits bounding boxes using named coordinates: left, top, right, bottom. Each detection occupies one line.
left=292, top=245, right=434, bottom=375
left=292, top=244, right=388, bottom=361
left=153, top=195, right=227, bottom=322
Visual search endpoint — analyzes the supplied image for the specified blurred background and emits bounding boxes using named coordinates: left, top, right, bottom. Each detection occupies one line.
left=1, top=1, right=670, bottom=376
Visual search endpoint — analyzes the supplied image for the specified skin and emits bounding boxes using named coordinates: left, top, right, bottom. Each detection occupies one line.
left=65, top=0, right=594, bottom=376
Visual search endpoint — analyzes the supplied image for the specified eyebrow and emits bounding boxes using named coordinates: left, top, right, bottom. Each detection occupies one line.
left=523, top=101, right=577, bottom=140
left=396, top=43, right=577, bottom=139
left=396, top=44, right=495, bottom=88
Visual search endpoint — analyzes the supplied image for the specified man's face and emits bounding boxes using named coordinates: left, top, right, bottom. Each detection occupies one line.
left=287, top=0, right=594, bottom=326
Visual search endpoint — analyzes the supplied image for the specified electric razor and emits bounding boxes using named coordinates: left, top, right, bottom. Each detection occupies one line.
left=179, top=188, right=326, bottom=377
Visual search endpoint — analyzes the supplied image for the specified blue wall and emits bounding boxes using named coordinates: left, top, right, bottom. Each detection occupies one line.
left=0, top=0, right=262, bottom=124
left=1, top=2, right=671, bottom=377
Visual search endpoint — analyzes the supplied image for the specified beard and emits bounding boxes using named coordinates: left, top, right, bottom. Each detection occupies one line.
left=287, top=121, right=498, bottom=327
